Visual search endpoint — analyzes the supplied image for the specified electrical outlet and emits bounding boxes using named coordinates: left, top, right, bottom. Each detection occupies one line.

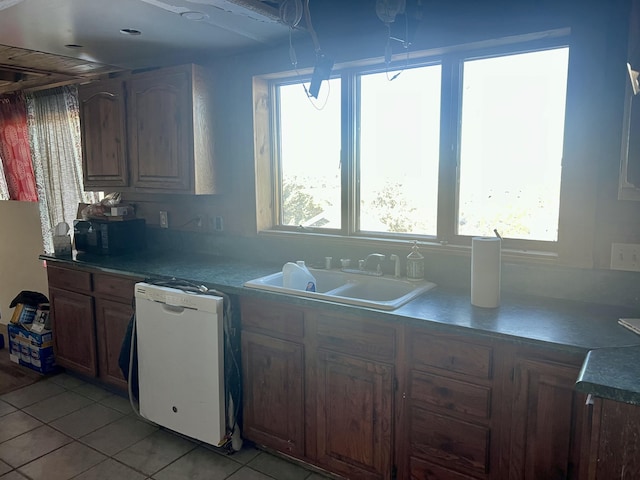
left=159, top=211, right=169, bottom=229
left=214, top=216, right=224, bottom=231
left=611, top=243, right=640, bottom=271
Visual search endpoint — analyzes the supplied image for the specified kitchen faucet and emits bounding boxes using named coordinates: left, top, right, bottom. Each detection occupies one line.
left=364, top=253, right=386, bottom=273
left=340, top=253, right=386, bottom=276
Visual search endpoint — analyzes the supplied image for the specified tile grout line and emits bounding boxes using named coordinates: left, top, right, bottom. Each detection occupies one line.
left=2, top=374, right=327, bottom=480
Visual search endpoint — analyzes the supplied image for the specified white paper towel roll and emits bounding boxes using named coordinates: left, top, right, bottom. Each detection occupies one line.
left=471, top=237, right=501, bottom=308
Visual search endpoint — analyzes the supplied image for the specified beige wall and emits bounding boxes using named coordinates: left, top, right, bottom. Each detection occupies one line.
left=0, top=201, right=48, bottom=325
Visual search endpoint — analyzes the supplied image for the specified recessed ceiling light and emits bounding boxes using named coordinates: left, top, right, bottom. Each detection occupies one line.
left=180, top=11, right=209, bottom=21
left=120, top=28, right=142, bottom=36
left=64, top=44, right=83, bottom=49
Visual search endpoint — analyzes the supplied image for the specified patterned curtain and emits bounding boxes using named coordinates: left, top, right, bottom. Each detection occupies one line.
left=26, top=85, right=101, bottom=253
left=0, top=153, right=9, bottom=200
left=0, top=93, right=38, bottom=201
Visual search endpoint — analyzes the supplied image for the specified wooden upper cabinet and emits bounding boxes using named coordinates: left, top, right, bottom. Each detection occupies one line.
left=79, top=64, right=218, bottom=194
left=79, top=79, right=129, bottom=189
left=127, top=64, right=217, bottom=194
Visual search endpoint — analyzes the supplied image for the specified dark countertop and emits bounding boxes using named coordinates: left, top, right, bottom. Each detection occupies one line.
left=576, top=346, right=640, bottom=405
left=42, top=250, right=640, bottom=403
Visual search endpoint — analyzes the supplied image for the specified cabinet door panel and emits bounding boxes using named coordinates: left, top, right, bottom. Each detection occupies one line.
left=509, top=358, right=586, bottom=480
left=49, top=287, right=97, bottom=377
left=316, top=349, right=393, bottom=480
left=95, top=297, right=133, bottom=390
left=129, top=69, right=192, bottom=191
left=590, top=398, right=640, bottom=479
left=79, top=79, right=128, bottom=188
left=241, top=331, right=304, bottom=456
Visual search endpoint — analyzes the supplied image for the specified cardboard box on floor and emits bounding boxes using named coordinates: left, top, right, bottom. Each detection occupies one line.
left=7, top=323, right=57, bottom=374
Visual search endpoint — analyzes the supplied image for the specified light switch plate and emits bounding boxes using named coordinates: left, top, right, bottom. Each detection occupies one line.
left=611, top=243, right=640, bottom=271
left=159, top=211, right=169, bottom=229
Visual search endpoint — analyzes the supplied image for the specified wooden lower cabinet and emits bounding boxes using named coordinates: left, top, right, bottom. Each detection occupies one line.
left=49, top=286, right=97, bottom=377
left=507, top=353, right=588, bottom=480
left=587, top=397, right=640, bottom=479
left=401, top=329, right=499, bottom=480
left=240, top=297, right=594, bottom=480
left=316, top=349, right=393, bottom=480
left=240, top=297, right=397, bottom=480
left=241, top=331, right=305, bottom=456
left=94, top=297, right=133, bottom=390
left=47, top=263, right=139, bottom=390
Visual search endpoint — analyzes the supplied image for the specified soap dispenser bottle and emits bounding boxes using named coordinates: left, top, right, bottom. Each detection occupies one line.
left=406, top=241, right=424, bottom=281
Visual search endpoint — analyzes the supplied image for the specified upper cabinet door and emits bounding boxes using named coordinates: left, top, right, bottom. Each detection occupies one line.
left=128, top=67, right=193, bottom=192
left=79, top=79, right=128, bottom=189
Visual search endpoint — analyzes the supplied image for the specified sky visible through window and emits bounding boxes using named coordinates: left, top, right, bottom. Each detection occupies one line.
left=279, top=79, right=341, bottom=228
left=278, top=46, right=569, bottom=242
left=458, top=47, right=569, bottom=241
left=359, top=65, right=441, bottom=235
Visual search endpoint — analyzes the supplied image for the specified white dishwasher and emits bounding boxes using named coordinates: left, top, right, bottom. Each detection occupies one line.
left=134, top=282, right=226, bottom=446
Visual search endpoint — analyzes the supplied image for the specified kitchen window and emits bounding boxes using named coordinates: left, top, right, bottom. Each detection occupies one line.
left=265, top=36, right=570, bottom=252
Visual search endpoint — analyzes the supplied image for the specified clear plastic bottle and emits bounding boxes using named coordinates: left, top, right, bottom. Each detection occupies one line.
left=296, top=261, right=316, bottom=291
left=406, top=241, right=424, bottom=281
left=282, top=262, right=316, bottom=291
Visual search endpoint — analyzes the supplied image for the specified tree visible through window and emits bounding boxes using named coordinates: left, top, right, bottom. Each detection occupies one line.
left=272, top=40, right=569, bottom=249
left=458, top=48, right=569, bottom=241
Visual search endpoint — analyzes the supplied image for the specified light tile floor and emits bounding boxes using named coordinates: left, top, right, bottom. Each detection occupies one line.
left=0, top=373, right=329, bottom=480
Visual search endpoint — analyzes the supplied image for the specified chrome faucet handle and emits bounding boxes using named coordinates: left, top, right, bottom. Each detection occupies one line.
left=364, top=253, right=385, bottom=272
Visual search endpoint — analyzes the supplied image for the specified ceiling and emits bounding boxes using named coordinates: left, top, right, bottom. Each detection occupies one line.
left=0, top=0, right=375, bottom=93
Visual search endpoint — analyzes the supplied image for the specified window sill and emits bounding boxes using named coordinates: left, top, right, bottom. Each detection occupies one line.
left=257, top=229, right=560, bottom=266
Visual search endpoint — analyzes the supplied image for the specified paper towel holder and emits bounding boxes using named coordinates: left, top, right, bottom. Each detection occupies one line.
left=470, top=235, right=502, bottom=309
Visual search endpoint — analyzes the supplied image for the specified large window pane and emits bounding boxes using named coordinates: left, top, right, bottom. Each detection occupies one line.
left=278, top=79, right=341, bottom=228
left=359, top=65, right=441, bottom=235
left=458, top=47, right=569, bottom=241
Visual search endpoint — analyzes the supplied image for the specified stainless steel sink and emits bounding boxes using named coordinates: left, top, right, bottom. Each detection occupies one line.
left=244, top=268, right=436, bottom=310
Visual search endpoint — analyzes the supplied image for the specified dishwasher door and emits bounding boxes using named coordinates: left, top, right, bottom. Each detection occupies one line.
left=134, top=282, right=225, bottom=446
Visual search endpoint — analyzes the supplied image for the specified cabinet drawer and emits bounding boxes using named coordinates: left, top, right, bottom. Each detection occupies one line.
left=241, top=298, right=304, bottom=339
left=410, top=371, right=491, bottom=419
left=315, top=313, right=396, bottom=361
left=93, top=273, right=138, bottom=301
left=47, top=265, right=92, bottom=293
left=410, top=456, right=478, bottom=480
left=410, top=332, right=492, bottom=379
left=410, top=406, right=490, bottom=475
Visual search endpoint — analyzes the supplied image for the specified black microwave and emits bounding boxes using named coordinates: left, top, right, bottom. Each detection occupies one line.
left=73, top=218, right=146, bottom=255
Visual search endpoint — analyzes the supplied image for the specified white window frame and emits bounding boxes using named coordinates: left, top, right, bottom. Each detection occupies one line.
left=254, top=28, right=578, bottom=261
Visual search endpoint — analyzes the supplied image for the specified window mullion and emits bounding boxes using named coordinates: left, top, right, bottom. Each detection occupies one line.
left=342, top=72, right=357, bottom=235
left=437, top=56, right=460, bottom=244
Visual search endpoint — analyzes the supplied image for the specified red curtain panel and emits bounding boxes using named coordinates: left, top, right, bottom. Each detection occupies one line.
left=0, top=93, right=37, bottom=201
